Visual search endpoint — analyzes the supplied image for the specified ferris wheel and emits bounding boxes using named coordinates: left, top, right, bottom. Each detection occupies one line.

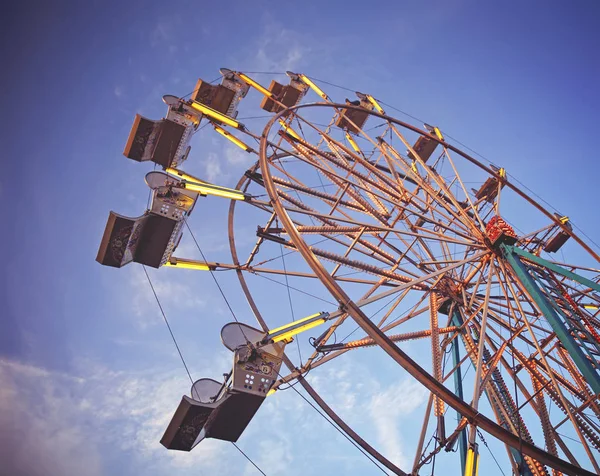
left=96, top=69, right=600, bottom=476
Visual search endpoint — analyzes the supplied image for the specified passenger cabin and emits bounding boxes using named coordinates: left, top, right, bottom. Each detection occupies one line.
left=335, top=94, right=374, bottom=134
left=543, top=215, right=572, bottom=253
left=123, top=113, right=194, bottom=169
left=473, top=167, right=506, bottom=203
left=407, top=124, right=442, bottom=163
left=192, top=70, right=249, bottom=119
left=260, top=73, right=309, bottom=114
left=161, top=323, right=286, bottom=451
left=96, top=171, right=199, bottom=269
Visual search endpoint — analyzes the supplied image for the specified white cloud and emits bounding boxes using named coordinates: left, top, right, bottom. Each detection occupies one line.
left=308, top=355, right=427, bottom=469
left=0, top=359, right=103, bottom=476
left=127, top=266, right=205, bottom=327
left=204, top=152, right=225, bottom=183
left=0, top=349, right=431, bottom=476
left=151, top=15, right=183, bottom=47
left=370, top=379, right=427, bottom=467
left=114, top=86, right=123, bottom=98
left=253, top=20, right=309, bottom=73
left=225, top=144, right=254, bottom=167
left=0, top=358, right=232, bottom=476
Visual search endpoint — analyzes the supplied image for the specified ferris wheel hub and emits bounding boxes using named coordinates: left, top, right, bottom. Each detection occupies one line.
left=486, top=215, right=518, bottom=249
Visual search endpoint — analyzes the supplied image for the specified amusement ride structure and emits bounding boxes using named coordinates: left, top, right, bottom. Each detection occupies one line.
left=96, top=69, right=600, bottom=475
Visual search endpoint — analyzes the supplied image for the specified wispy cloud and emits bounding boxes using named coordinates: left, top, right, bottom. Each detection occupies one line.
left=225, top=144, right=255, bottom=167
left=0, top=358, right=231, bottom=476
left=203, top=152, right=225, bottom=183
left=0, top=359, right=103, bottom=476
left=253, top=19, right=310, bottom=73
left=370, top=379, right=427, bottom=467
left=308, top=356, right=427, bottom=468
left=127, top=266, right=205, bottom=327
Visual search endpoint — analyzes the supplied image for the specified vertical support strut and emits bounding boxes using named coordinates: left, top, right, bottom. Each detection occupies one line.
left=430, top=293, right=446, bottom=441
left=500, top=244, right=600, bottom=395
left=450, top=309, right=468, bottom=475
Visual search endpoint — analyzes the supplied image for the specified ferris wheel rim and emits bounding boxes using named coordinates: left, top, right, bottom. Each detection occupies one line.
left=250, top=102, right=597, bottom=476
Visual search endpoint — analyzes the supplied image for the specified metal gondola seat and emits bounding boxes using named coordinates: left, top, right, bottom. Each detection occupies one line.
left=260, top=78, right=307, bottom=114
left=123, top=114, right=189, bottom=168
left=191, top=72, right=249, bottom=118
left=408, top=134, right=438, bottom=163
left=191, top=79, right=236, bottom=115
left=161, top=323, right=286, bottom=452
left=160, top=392, right=265, bottom=451
left=473, top=167, right=506, bottom=203
left=335, top=97, right=374, bottom=134
left=543, top=215, right=572, bottom=253
left=96, top=172, right=198, bottom=268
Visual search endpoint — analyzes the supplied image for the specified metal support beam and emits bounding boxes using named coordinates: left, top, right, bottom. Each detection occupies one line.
left=506, top=245, right=600, bottom=293
left=500, top=244, right=600, bottom=394
left=450, top=309, right=468, bottom=475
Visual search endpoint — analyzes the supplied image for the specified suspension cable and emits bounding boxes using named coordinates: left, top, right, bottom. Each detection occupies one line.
left=185, top=220, right=241, bottom=325
left=279, top=242, right=303, bottom=363
left=143, top=265, right=193, bottom=386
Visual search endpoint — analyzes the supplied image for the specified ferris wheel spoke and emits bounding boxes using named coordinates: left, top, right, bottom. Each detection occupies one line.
left=301, top=115, right=482, bottom=242
left=269, top=201, right=484, bottom=249
left=388, top=126, right=485, bottom=237
left=555, top=347, right=600, bottom=420
left=375, top=139, right=479, bottom=238
left=442, top=148, right=488, bottom=232
left=281, top=133, right=406, bottom=210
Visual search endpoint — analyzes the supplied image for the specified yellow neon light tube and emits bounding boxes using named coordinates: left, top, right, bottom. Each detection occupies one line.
left=268, top=312, right=326, bottom=333
left=584, top=304, right=599, bottom=310
left=298, top=74, right=329, bottom=100
left=279, top=119, right=301, bottom=141
left=345, top=132, right=361, bottom=154
left=189, top=101, right=242, bottom=129
left=464, top=448, right=474, bottom=476
left=433, top=126, right=444, bottom=141
left=164, top=258, right=212, bottom=271
left=271, top=318, right=327, bottom=343
left=238, top=73, right=273, bottom=97
left=266, top=388, right=277, bottom=397
left=183, top=181, right=247, bottom=201
left=166, top=168, right=249, bottom=197
left=365, top=94, right=385, bottom=114
left=214, top=125, right=254, bottom=152
left=464, top=447, right=479, bottom=476
left=267, top=312, right=329, bottom=343
left=165, top=167, right=205, bottom=184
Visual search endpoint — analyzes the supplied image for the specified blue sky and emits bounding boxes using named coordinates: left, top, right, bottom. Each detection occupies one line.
left=2, top=1, right=600, bottom=475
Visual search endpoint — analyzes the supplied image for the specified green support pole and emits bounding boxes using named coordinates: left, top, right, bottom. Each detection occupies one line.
left=500, top=244, right=600, bottom=394
left=505, top=245, right=600, bottom=293
left=450, top=309, right=468, bottom=475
